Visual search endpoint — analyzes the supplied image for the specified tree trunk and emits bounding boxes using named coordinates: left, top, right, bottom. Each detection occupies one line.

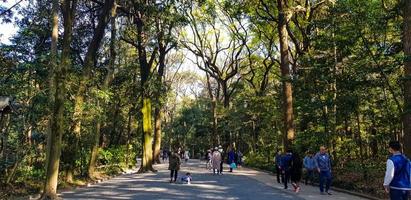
left=277, top=0, right=295, bottom=150
left=139, top=97, right=155, bottom=172
left=125, top=107, right=133, bottom=167
left=403, top=0, right=411, bottom=157
left=222, top=81, right=230, bottom=108
left=206, top=74, right=219, bottom=146
left=88, top=107, right=100, bottom=178
left=136, top=15, right=156, bottom=173
left=64, top=0, right=115, bottom=181
left=43, top=0, right=75, bottom=198
left=153, top=108, right=162, bottom=164
left=153, top=30, right=166, bottom=164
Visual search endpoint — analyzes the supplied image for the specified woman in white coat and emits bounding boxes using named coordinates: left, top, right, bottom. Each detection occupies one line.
left=211, top=147, right=222, bottom=175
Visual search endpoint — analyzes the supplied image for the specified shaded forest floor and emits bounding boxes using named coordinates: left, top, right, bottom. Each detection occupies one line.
left=0, top=165, right=134, bottom=199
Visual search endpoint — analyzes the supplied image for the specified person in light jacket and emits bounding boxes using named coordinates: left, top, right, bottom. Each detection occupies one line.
left=212, top=147, right=222, bottom=175
left=303, top=151, right=316, bottom=185
left=314, top=146, right=332, bottom=195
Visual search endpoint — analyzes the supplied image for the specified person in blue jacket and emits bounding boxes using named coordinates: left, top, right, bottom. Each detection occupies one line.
left=275, top=150, right=283, bottom=183
left=303, top=151, right=316, bottom=185
left=281, top=149, right=293, bottom=189
left=314, top=146, right=332, bottom=195
left=383, top=141, right=411, bottom=200
left=228, top=147, right=236, bottom=172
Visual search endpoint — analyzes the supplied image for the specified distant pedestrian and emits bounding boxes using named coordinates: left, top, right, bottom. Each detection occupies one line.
left=303, top=151, right=315, bottom=185
left=219, top=145, right=224, bottom=174
left=184, top=150, right=190, bottom=163
left=228, top=147, right=236, bottom=172
left=383, top=141, right=411, bottom=200
left=206, top=149, right=212, bottom=170
left=168, top=149, right=181, bottom=183
left=162, top=149, right=169, bottom=162
left=275, top=150, right=283, bottom=184
left=281, top=149, right=293, bottom=189
left=237, top=150, right=243, bottom=167
left=212, top=147, right=222, bottom=175
left=291, top=151, right=303, bottom=193
left=314, top=146, right=332, bottom=195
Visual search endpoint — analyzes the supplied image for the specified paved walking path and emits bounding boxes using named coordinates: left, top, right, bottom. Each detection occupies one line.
left=60, top=159, right=369, bottom=200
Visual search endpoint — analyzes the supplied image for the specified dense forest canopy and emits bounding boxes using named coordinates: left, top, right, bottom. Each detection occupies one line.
left=0, top=0, right=410, bottom=199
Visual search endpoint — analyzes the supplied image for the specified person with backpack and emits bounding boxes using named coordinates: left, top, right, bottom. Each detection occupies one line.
left=383, top=141, right=411, bottom=200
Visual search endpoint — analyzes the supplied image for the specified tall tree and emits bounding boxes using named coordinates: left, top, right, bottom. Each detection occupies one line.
left=88, top=1, right=118, bottom=178
left=64, top=0, right=116, bottom=182
left=43, top=0, right=76, bottom=198
left=277, top=0, right=295, bottom=148
left=403, top=0, right=411, bottom=156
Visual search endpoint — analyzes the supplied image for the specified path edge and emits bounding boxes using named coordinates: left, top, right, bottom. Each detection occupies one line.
left=243, top=166, right=383, bottom=200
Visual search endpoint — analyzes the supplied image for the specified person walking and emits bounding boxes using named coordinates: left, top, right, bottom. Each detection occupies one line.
left=291, top=151, right=303, bottom=193
left=303, top=151, right=315, bottom=185
left=314, top=146, right=332, bottom=195
left=184, top=150, right=190, bottom=163
left=168, top=149, right=181, bottom=183
left=383, top=141, right=411, bottom=200
left=237, top=150, right=243, bottom=167
left=281, top=149, right=293, bottom=189
left=228, top=147, right=236, bottom=172
left=206, top=149, right=212, bottom=170
left=275, top=150, right=283, bottom=184
left=162, top=149, right=169, bottom=162
left=211, top=147, right=222, bottom=175
left=218, top=145, right=224, bottom=174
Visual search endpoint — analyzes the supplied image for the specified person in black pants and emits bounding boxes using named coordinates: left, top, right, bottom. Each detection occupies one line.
left=218, top=145, right=224, bottom=174
left=274, top=151, right=283, bottom=183
left=168, top=149, right=181, bottom=183
left=282, top=149, right=293, bottom=189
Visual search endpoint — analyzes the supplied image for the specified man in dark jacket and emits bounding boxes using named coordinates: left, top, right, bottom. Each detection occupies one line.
left=383, top=141, right=410, bottom=200
left=281, top=149, right=293, bottom=189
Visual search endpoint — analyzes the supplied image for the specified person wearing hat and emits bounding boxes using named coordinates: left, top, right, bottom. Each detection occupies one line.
left=212, top=147, right=222, bottom=175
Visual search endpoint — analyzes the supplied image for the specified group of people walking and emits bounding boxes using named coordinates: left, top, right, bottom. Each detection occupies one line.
left=275, top=146, right=332, bottom=194
left=166, top=141, right=411, bottom=200
left=206, top=145, right=243, bottom=175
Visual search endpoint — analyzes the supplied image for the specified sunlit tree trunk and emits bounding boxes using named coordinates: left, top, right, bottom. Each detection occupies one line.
left=153, top=31, right=166, bottom=164
left=277, top=0, right=295, bottom=149
left=136, top=15, right=157, bottom=173
left=206, top=73, right=219, bottom=146
left=43, top=0, right=75, bottom=198
left=403, top=0, right=411, bottom=157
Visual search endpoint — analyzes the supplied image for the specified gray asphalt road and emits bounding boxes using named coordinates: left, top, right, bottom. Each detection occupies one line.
left=60, top=160, right=303, bottom=200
